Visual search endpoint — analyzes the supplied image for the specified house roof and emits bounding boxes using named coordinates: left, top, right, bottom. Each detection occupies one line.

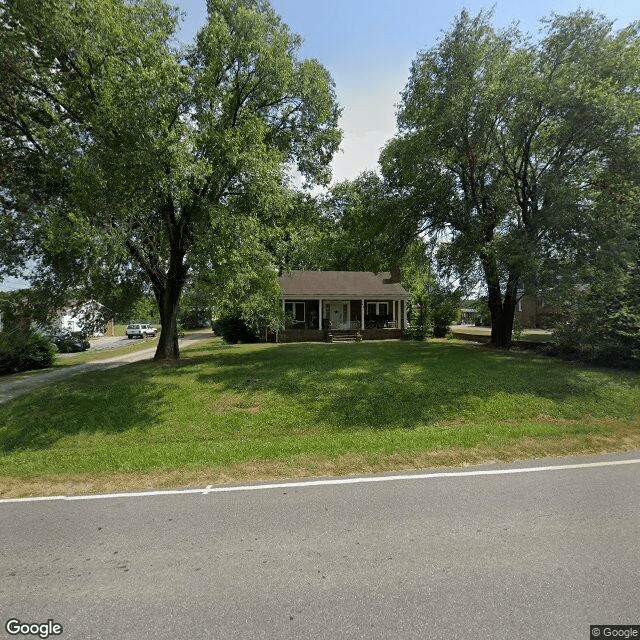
left=279, top=270, right=408, bottom=298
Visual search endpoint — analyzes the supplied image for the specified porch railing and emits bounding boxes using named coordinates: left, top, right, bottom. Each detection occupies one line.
left=287, top=319, right=399, bottom=331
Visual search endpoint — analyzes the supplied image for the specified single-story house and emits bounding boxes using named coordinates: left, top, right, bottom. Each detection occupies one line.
left=278, top=270, right=410, bottom=342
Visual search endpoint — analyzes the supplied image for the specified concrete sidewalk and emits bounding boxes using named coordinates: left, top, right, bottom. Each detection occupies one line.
left=0, top=331, right=215, bottom=404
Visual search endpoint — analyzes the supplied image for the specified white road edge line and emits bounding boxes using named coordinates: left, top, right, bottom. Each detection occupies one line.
left=1, top=458, right=639, bottom=505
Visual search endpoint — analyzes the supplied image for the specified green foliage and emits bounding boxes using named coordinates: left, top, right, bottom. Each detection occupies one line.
left=402, top=326, right=425, bottom=341
left=214, top=313, right=260, bottom=344
left=512, top=319, right=523, bottom=342
left=472, top=299, right=492, bottom=327
left=382, top=9, right=640, bottom=348
left=119, top=297, right=160, bottom=325
left=321, top=173, right=411, bottom=271
left=409, top=284, right=460, bottom=339
left=178, top=286, right=212, bottom=329
left=283, top=311, right=295, bottom=329
left=0, top=0, right=340, bottom=359
left=401, top=242, right=461, bottom=339
left=204, top=227, right=285, bottom=335
left=0, top=330, right=55, bottom=375
left=429, top=286, right=462, bottom=338
left=282, top=172, right=426, bottom=274
left=549, top=270, right=640, bottom=368
left=0, top=291, right=31, bottom=333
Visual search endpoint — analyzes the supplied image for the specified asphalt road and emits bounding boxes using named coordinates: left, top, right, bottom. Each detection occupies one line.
left=1, top=451, right=639, bottom=640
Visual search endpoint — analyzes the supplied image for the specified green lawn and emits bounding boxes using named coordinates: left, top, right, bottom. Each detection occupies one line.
left=1, top=339, right=639, bottom=496
left=453, top=326, right=553, bottom=343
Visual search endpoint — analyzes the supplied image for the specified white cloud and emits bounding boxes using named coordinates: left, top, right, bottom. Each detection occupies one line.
left=330, top=71, right=406, bottom=183
left=331, top=129, right=388, bottom=183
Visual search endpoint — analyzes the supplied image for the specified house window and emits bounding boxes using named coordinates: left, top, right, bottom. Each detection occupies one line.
left=367, top=302, right=388, bottom=316
left=285, top=302, right=305, bottom=324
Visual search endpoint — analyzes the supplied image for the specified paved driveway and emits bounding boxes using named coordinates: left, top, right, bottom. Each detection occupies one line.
left=0, top=331, right=215, bottom=404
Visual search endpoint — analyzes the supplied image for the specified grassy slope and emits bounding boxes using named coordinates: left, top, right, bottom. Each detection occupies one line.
left=1, top=339, right=638, bottom=496
left=453, top=327, right=552, bottom=342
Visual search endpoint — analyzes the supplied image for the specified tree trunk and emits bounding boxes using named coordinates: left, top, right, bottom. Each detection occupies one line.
left=489, top=307, right=515, bottom=349
left=154, top=283, right=182, bottom=360
left=153, top=237, right=188, bottom=361
left=482, top=251, right=519, bottom=350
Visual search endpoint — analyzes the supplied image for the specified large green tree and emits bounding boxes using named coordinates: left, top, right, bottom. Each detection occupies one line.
left=0, top=0, right=340, bottom=359
left=382, top=10, right=640, bottom=348
left=282, top=171, right=418, bottom=273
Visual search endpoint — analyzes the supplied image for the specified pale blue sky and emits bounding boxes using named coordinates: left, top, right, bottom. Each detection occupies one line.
left=174, top=0, right=639, bottom=182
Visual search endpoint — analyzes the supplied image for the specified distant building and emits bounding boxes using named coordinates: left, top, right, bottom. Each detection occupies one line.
left=515, top=293, right=558, bottom=328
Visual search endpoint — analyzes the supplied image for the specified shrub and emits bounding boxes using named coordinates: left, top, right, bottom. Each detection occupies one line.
left=402, top=327, right=425, bottom=341
left=512, top=319, right=523, bottom=342
left=432, top=325, right=448, bottom=338
left=0, top=330, right=55, bottom=375
left=214, top=313, right=260, bottom=344
left=430, top=286, right=461, bottom=338
left=548, top=278, right=640, bottom=369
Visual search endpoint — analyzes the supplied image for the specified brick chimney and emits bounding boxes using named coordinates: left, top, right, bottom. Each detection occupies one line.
left=389, top=266, right=401, bottom=283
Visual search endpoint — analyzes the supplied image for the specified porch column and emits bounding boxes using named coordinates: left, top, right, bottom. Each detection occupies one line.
left=403, top=299, right=408, bottom=329
left=319, top=299, right=322, bottom=330
left=361, top=299, right=365, bottom=330
left=392, top=299, right=396, bottom=324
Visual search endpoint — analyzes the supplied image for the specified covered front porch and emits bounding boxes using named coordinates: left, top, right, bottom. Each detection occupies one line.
left=277, top=270, right=410, bottom=342
left=281, top=297, right=407, bottom=341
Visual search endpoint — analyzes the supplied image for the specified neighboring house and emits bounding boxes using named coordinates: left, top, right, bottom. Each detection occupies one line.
left=278, top=270, right=410, bottom=342
left=515, top=292, right=558, bottom=328
left=458, top=306, right=477, bottom=325
left=0, top=294, right=113, bottom=335
left=58, top=308, right=86, bottom=333
left=56, top=301, right=114, bottom=336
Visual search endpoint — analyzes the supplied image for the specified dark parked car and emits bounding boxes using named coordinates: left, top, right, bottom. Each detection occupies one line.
left=53, top=331, right=91, bottom=353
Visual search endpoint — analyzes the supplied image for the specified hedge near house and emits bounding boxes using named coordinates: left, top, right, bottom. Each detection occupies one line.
left=214, top=314, right=260, bottom=345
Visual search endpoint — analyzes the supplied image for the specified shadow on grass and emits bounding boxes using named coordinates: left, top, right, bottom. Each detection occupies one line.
left=0, top=340, right=636, bottom=458
left=187, top=340, right=631, bottom=431
left=0, top=360, right=166, bottom=453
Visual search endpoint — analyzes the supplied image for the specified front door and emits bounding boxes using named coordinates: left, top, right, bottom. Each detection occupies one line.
left=329, top=302, right=349, bottom=329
